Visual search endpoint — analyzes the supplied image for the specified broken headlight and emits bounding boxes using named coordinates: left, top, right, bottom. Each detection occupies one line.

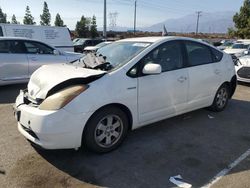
left=39, top=85, right=88, bottom=111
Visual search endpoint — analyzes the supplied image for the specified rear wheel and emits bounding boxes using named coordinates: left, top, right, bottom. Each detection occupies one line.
left=209, top=84, right=229, bottom=112
left=83, top=107, right=128, bottom=153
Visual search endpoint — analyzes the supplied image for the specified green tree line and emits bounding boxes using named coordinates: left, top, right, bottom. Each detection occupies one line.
left=0, top=1, right=99, bottom=38
left=229, top=0, right=250, bottom=38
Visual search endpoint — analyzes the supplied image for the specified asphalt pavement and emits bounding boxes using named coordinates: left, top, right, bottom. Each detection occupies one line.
left=0, top=83, right=250, bottom=188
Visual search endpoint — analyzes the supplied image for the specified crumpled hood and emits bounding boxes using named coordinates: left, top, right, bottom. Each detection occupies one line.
left=28, top=64, right=106, bottom=100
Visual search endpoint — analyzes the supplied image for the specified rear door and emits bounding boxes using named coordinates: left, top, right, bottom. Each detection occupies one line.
left=23, top=40, right=67, bottom=76
left=183, top=40, right=222, bottom=108
left=0, top=40, right=29, bottom=82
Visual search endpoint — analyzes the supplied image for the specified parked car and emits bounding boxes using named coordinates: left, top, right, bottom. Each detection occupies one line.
left=74, top=38, right=103, bottom=53
left=217, top=40, right=234, bottom=50
left=84, top=41, right=112, bottom=52
left=224, top=42, right=250, bottom=58
left=0, top=37, right=83, bottom=86
left=235, top=55, right=250, bottom=83
left=14, top=37, right=236, bottom=153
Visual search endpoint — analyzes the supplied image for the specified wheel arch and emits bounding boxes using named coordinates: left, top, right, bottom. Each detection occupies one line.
left=219, top=75, right=237, bottom=99
left=82, top=103, right=133, bottom=138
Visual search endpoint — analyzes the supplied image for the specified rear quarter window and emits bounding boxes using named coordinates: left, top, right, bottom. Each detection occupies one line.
left=211, top=47, right=223, bottom=62
left=0, top=26, right=3, bottom=36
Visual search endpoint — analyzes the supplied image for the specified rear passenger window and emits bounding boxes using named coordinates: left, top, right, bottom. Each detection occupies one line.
left=185, top=41, right=213, bottom=66
left=211, top=47, right=223, bottom=62
left=9, top=41, right=26, bottom=53
left=0, top=40, right=26, bottom=54
left=0, top=41, right=10, bottom=53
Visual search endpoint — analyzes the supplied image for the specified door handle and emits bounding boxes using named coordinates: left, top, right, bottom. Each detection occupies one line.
left=214, top=69, right=221, bottom=75
left=177, top=76, right=187, bottom=83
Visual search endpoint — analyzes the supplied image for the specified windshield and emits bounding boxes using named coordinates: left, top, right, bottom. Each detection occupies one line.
left=231, top=43, right=250, bottom=49
left=96, top=41, right=151, bottom=68
left=73, top=38, right=80, bottom=43
left=71, top=41, right=151, bottom=71
left=223, top=41, right=234, bottom=47
left=74, top=39, right=87, bottom=45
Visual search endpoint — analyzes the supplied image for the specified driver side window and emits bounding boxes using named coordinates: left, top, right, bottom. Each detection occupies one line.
left=142, top=41, right=184, bottom=72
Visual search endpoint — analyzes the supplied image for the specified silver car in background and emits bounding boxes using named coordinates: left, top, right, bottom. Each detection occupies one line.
left=0, top=37, right=83, bottom=86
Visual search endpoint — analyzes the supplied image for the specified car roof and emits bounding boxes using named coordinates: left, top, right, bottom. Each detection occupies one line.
left=0, top=37, right=56, bottom=49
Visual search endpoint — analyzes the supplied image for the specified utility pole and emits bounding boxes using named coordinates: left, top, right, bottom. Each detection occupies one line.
left=196, top=11, right=202, bottom=35
left=103, top=0, right=107, bottom=39
left=133, top=0, right=137, bottom=35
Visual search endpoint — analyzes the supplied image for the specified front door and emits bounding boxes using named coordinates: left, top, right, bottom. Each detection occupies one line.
left=23, top=41, right=67, bottom=76
left=137, top=41, right=189, bottom=124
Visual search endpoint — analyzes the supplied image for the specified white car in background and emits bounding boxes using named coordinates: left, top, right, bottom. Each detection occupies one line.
left=0, top=37, right=83, bottom=86
left=235, top=55, right=250, bottom=83
left=224, top=42, right=250, bottom=58
left=14, top=37, right=236, bottom=153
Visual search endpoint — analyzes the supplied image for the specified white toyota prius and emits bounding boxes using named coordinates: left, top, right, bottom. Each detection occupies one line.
left=14, top=37, right=237, bottom=153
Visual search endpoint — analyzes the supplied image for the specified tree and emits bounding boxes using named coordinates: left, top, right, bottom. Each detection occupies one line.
left=23, top=6, right=36, bottom=25
left=90, top=15, right=99, bottom=38
left=40, top=1, right=51, bottom=26
left=54, top=13, right=65, bottom=27
left=11, top=14, right=19, bottom=24
left=75, top=15, right=89, bottom=37
left=0, top=7, right=7, bottom=23
left=229, top=0, right=250, bottom=38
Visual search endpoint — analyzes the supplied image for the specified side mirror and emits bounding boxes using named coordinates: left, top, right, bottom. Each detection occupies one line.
left=244, top=50, right=249, bottom=55
left=53, top=50, right=60, bottom=55
left=142, top=63, right=162, bottom=75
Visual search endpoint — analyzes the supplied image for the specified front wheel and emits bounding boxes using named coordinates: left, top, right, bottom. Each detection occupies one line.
left=82, top=107, right=129, bottom=153
left=209, top=84, right=230, bottom=112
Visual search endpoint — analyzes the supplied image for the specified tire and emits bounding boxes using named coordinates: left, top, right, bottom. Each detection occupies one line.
left=82, top=106, right=129, bottom=153
left=209, top=84, right=230, bottom=112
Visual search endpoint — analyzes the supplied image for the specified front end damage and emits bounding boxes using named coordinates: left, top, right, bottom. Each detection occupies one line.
left=14, top=63, right=106, bottom=149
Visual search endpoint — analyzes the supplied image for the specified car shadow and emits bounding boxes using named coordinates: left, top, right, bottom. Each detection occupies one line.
left=0, top=84, right=27, bottom=104
left=35, top=98, right=250, bottom=188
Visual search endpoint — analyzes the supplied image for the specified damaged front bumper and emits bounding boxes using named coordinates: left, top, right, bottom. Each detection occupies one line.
left=14, top=90, right=92, bottom=150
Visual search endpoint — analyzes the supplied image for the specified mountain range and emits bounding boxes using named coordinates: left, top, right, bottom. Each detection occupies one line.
left=107, top=11, right=235, bottom=34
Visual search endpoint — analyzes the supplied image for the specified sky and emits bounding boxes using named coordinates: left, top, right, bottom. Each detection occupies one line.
left=0, top=0, right=245, bottom=30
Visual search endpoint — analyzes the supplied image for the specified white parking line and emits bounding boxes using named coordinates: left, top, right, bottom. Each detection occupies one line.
left=201, top=148, right=250, bottom=188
